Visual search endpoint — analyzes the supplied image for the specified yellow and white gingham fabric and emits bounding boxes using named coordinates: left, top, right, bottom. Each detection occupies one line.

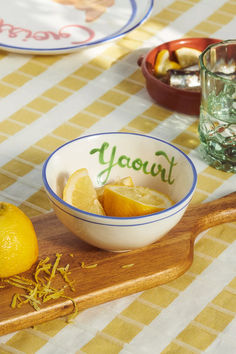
left=0, top=0, right=236, bottom=353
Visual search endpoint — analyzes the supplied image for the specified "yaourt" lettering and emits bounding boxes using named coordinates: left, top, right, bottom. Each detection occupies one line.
left=90, top=142, right=177, bottom=185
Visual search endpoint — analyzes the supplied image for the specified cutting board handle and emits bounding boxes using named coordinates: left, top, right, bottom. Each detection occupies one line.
left=189, top=191, right=236, bottom=240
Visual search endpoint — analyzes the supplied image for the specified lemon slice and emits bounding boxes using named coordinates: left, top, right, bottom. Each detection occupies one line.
left=63, top=168, right=105, bottom=215
left=96, top=176, right=134, bottom=204
left=103, top=185, right=173, bottom=217
left=154, top=49, right=181, bottom=76
left=175, top=47, right=201, bottom=68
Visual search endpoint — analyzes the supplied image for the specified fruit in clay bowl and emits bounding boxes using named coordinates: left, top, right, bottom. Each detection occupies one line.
left=138, top=37, right=221, bottom=115
left=154, top=47, right=202, bottom=91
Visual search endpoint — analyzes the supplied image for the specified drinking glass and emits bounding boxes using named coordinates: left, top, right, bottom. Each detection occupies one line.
left=198, top=39, right=236, bottom=173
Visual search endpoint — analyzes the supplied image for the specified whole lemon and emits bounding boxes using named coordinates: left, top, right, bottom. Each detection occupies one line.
left=0, top=202, right=38, bottom=278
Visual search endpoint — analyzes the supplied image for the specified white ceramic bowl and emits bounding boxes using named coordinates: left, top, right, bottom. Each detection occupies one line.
left=42, top=132, right=197, bottom=252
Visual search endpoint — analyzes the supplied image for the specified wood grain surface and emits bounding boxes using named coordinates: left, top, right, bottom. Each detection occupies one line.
left=0, top=192, right=236, bottom=336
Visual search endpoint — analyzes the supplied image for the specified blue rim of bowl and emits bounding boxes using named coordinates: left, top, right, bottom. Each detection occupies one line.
left=0, top=0, right=153, bottom=54
left=42, top=132, right=198, bottom=223
left=47, top=194, right=191, bottom=227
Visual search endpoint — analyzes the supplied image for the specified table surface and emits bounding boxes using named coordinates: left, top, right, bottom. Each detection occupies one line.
left=0, top=0, right=236, bottom=353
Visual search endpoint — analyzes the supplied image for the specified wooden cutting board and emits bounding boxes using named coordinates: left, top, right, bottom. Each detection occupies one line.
left=1, top=192, right=236, bottom=336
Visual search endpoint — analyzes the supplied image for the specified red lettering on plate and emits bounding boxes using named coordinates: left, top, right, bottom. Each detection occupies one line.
left=0, top=18, right=95, bottom=44
left=59, top=24, right=94, bottom=44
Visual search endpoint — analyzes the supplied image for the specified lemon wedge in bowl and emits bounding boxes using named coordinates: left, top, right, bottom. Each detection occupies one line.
left=103, top=185, right=173, bottom=217
left=175, top=47, right=201, bottom=68
left=63, top=168, right=105, bottom=215
left=96, top=176, right=134, bottom=204
left=154, top=49, right=181, bottom=76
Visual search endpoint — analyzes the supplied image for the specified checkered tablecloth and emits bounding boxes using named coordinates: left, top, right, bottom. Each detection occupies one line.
left=0, top=0, right=236, bottom=353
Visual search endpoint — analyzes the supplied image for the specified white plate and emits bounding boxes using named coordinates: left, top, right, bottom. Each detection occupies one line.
left=0, top=0, right=153, bottom=55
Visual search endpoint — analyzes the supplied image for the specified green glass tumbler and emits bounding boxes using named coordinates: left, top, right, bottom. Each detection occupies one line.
left=198, top=39, right=236, bottom=173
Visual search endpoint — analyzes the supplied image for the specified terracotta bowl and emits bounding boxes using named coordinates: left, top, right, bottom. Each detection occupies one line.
left=138, top=37, right=221, bottom=116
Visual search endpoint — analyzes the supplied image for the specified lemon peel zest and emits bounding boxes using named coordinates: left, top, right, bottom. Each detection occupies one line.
left=58, top=265, right=75, bottom=291
left=3, top=254, right=78, bottom=319
left=11, top=293, right=21, bottom=309
left=81, top=262, right=98, bottom=269
left=13, top=275, right=37, bottom=286
left=121, top=264, right=134, bottom=269
left=43, top=253, right=62, bottom=296
left=4, top=279, right=32, bottom=291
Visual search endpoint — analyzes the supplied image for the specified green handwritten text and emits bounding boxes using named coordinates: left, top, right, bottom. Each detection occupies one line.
left=90, top=142, right=177, bottom=185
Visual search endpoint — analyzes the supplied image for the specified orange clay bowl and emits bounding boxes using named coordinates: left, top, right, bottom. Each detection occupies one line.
left=138, top=37, right=221, bottom=116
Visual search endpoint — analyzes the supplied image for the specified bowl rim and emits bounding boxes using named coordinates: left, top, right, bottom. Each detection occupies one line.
left=46, top=194, right=192, bottom=227
left=42, top=132, right=197, bottom=221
